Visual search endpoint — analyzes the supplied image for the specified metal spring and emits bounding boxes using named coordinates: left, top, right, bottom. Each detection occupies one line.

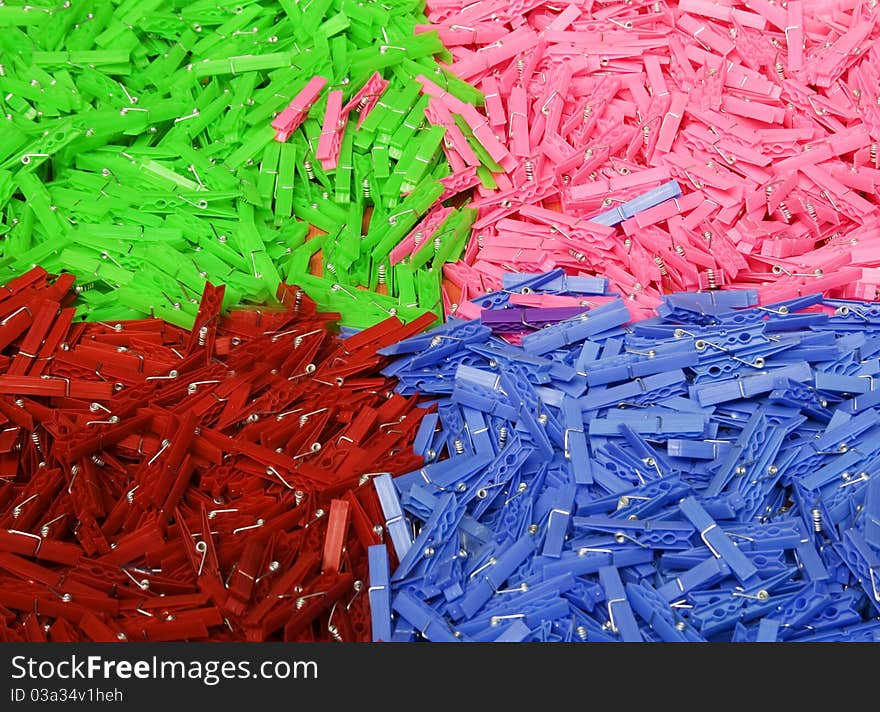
left=477, top=233, right=484, bottom=249
left=778, top=201, right=792, bottom=222
left=356, top=95, right=370, bottom=112
left=774, top=61, right=786, bottom=81
left=453, top=438, right=465, bottom=455
left=764, top=184, right=774, bottom=201
left=516, top=57, right=524, bottom=80
left=198, top=325, right=208, bottom=347
left=653, top=255, right=667, bottom=276
left=31, top=431, right=42, bottom=456
left=524, top=159, right=534, bottom=181
left=642, top=124, right=651, bottom=146
left=304, top=160, right=315, bottom=180
left=498, top=426, right=508, bottom=448
left=569, top=248, right=586, bottom=262
left=805, top=202, right=818, bottom=222
left=811, top=507, right=822, bottom=533
left=871, top=142, right=878, bottom=165
left=74, top=283, right=94, bottom=294
left=362, top=178, right=370, bottom=198
left=293, top=290, right=303, bottom=312
left=705, top=268, right=717, bottom=290
left=434, top=235, right=443, bottom=253
left=674, top=244, right=686, bottom=257
left=325, top=262, right=338, bottom=277
left=327, top=623, right=343, bottom=641
left=576, top=625, right=588, bottom=641
left=377, top=264, right=386, bottom=285
left=583, top=105, right=592, bottom=121
left=91, top=454, right=106, bottom=467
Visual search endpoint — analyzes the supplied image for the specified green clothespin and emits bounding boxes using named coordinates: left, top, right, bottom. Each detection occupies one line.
left=273, top=141, right=296, bottom=219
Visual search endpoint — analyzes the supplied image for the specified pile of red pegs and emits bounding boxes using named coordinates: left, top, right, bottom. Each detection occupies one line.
left=0, top=268, right=431, bottom=641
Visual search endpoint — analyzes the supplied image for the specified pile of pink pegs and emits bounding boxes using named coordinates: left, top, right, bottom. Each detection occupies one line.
left=419, top=0, right=880, bottom=319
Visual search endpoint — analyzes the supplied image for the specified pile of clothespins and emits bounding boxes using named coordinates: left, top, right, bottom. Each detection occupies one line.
left=0, top=269, right=431, bottom=641
left=373, top=272, right=880, bottom=642
left=1, top=0, right=880, bottom=642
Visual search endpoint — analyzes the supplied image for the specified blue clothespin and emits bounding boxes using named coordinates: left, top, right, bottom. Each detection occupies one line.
left=863, top=476, right=880, bottom=549
left=578, top=370, right=688, bottom=412
left=561, top=396, right=592, bottom=484
left=540, top=545, right=654, bottom=580
left=503, top=272, right=609, bottom=296
left=656, top=556, right=732, bottom=602
left=392, top=492, right=463, bottom=582
left=541, top=482, right=576, bottom=558
left=413, top=411, right=440, bottom=460
left=585, top=342, right=699, bottom=388
left=452, top=532, right=537, bottom=621
left=755, top=618, right=780, bottom=642
left=497, top=367, right=556, bottom=458
left=773, top=582, right=834, bottom=640
left=392, top=591, right=461, bottom=642
left=461, top=406, right=495, bottom=456
left=494, top=619, right=532, bottom=642
left=373, top=473, right=413, bottom=561
left=368, top=545, right=393, bottom=642
left=690, top=361, right=813, bottom=406
left=589, top=180, right=682, bottom=226
left=573, top=516, right=694, bottom=550
left=471, top=269, right=568, bottom=310
left=625, top=581, right=704, bottom=642
left=520, top=299, right=631, bottom=356
left=679, top=497, right=758, bottom=583
left=452, top=365, right=518, bottom=420
left=834, top=529, right=880, bottom=613
left=598, top=565, right=642, bottom=641
left=667, top=438, right=734, bottom=460
left=793, top=620, right=880, bottom=642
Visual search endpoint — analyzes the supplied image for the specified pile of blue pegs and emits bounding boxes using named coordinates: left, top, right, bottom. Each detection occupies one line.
left=365, top=269, right=880, bottom=642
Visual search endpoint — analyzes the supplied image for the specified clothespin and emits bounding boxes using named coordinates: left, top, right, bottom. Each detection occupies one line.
left=272, top=76, right=327, bottom=142
left=368, top=544, right=392, bottom=642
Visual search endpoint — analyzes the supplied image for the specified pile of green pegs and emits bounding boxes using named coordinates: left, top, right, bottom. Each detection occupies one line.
left=0, top=0, right=487, bottom=328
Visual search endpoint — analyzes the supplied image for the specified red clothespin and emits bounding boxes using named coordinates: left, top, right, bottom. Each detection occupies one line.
left=322, top=498, right=351, bottom=574
left=185, top=282, right=224, bottom=361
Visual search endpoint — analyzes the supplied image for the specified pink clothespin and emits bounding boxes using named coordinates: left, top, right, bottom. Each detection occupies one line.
left=389, top=206, right=453, bottom=266
left=272, top=76, right=327, bottom=142
left=425, top=21, right=507, bottom=47
left=425, top=98, right=480, bottom=168
left=680, top=0, right=767, bottom=30
left=414, top=74, right=468, bottom=115
left=314, top=90, right=345, bottom=171
left=786, top=1, right=804, bottom=72
left=341, top=73, right=389, bottom=128
left=652, top=91, right=687, bottom=157
left=677, top=14, right=735, bottom=56
left=439, top=166, right=482, bottom=202
left=507, top=84, right=530, bottom=159
left=451, top=25, right=538, bottom=81
left=481, top=74, right=507, bottom=129
left=529, top=63, right=571, bottom=148
left=741, top=0, right=788, bottom=31
left=458, top=103, right=516, bottom=171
